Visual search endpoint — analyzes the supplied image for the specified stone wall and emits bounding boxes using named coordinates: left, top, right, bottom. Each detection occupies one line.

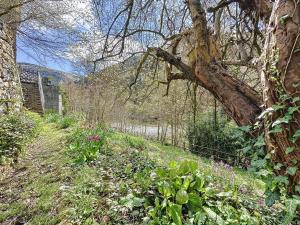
left=19, top=68, right=44, bottom=114
left=21, top=82, right=44, bottom=114
left=0, top=11, right=22, bottom=114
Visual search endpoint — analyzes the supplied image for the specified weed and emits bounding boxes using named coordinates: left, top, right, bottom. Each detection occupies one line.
left=69, top=127, right=107, bottom=164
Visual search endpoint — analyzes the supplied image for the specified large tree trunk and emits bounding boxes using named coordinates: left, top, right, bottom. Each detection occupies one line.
left=188, top=0, right=262, bottom=126
left=194, top=64, right=261, bottom=126
left=261, top=0, right=300, bottom=194
left=189, top=0, right=300, bottom=194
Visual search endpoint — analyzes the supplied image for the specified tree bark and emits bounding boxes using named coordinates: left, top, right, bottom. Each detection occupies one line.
left=187, top=0, right=262, bottom=126
left=260, top=0, right=300, bottom=194
left=152, top=46, right=262, bottom=126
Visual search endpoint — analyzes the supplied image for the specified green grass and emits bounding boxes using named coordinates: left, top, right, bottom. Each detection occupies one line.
left=0, top=122, right=268, bottom=224
left=112, top=132, right=264, bottom=196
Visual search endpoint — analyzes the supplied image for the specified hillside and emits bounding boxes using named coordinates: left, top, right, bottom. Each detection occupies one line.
left=18, top=63, right=80, bottom=83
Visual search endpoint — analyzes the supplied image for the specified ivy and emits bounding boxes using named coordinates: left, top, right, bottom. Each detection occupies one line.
left=295, top=185, right=300, bottom=193
left=236, top=91, right=300, bottom=222
left=287, top=167, right=298, bottom=176
left=292, top=130, right=300, bottom=143
left=285, top=147, right=295, bottom=154
left=268, top=125, right=283, bottom=134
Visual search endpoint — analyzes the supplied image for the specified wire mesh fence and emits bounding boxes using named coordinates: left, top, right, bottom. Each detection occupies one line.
left=188, top=144, right=251, bottom=168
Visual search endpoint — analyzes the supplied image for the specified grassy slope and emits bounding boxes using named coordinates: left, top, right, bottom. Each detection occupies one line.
left=0, top=123, right=265, bottom=224
left=112, top=133, right=264, bottom=196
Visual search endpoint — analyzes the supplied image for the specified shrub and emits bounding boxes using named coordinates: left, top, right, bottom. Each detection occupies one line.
left=187, top=114, right=242, bottom=165
left=69, top=127, right=107, bottom=164
left=0, top=112, right=39, bottom=164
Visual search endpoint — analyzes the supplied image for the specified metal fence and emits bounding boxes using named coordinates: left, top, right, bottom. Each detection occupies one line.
left=189, top=144, right=251, bottom=168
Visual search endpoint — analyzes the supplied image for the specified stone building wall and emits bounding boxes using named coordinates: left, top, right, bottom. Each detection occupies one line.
left=21, top=82, right=44, bottom=114
left=0, top=11, right=23, bottom=114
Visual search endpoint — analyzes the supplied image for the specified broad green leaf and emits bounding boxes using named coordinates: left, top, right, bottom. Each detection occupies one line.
left=292, top=96, right=300, bottom=102
left=254, top=136, right=265, bottom=147
left=272, top=104, right=285, bottom=111
left=176, top=189, right=189, bottom=205
left=187, top=192, right=203, bottom=210
left=182, top=175, right=192, bottom=190
left=156, top=168, right=167, bottom=178
left=269, top=125, right=283, bottom=134
left=120, top=194, right=145, bottom=210
left=274, top=176, right=289, bottom=185
left=279, top=94, right=290, bottom=101
left=272, top=115, right=292, bottom=127
left=283, top=198, right=300, bottom=225
left=194, top=173, right=205, bottom=191
left=251, top=159, right=266, bottom=168
left=203, top=207, right=225, bottom=225
left=158, top=181, right=173, bottom=198
left=287, top=167, right=297, bottom=176
left=295, top=185, right=300, bottom=193
left=161, top=198, right=167, bottom=209
left=265, top=190, right=280, bottom=206
left=178, top=160, right=198, bottom=175
left=174, top=177, right=182, bottom=190
left=287, top=106, right=299, bottom=115
left=292, top=130, right=300, bottom=143
left=168, top=203, right=182, bottom=225
left=169, top=161, right=177, bottom=169
left=285, top=147, right=295, bottom=154
left=194, top=211, right=207, bottom=224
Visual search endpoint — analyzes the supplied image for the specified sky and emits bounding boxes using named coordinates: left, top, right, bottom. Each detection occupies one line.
left=15, top=0, right=153, bottom=75
left=15, top=0, right=157, bottom=75
left=17, top=45, right=75, bottom=73
left=16, top=0, right=96, bottom=75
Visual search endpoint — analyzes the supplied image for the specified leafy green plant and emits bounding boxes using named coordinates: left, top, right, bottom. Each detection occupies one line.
left=120, top=160, right=284, bottom=225
left=235, top=93, right=300, bottom=223
left=124, top=135, right=147, bottom=150
left=0, top=112, right=39, bottom=164
left=69, top=127, right=107, bottom=164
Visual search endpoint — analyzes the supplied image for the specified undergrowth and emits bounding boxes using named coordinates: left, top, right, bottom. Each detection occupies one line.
left=69, top=127, right=107, bottom=164
left=0, top=111, right=40, bottom=165
left=44, top=112, right=81, bottom=129
left=1, top=115, right=296, bottom=224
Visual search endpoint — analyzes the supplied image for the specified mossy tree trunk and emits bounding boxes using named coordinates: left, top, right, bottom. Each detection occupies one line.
left=260, top=0, right=300, bottom=194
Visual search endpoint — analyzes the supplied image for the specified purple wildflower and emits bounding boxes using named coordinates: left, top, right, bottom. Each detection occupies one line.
left=87, top=135, right=101, bottom=142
